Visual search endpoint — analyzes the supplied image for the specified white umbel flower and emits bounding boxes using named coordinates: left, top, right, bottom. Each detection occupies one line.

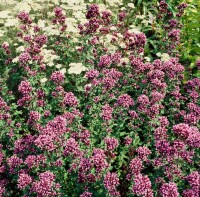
left=160, top=53, right=170, bottom=62
left=5, top=18, right=19, bottom=27
left=60, top=68, right=66, bottom=74
left=128, top=3, right=135, bottom=8
left=56, top=64, right=62, bottom=69
left=40, top=78, right=48, bottom=83
left=68, top=63, right=87, bottom=74
left=16, top=46, right=25, bottom=53
left=12, top=57, right=19, bottom=63
left=0, top=11, right=12, bottom=19
left=38, top=20, right=46, bottom=28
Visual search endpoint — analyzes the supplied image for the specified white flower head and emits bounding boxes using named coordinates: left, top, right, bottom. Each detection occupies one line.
left=156, top=52, right=161, bottom=57
left=105, top=34, right=113, bottom=43
left=60, top=68, right=66, bottom=74
left=144, top=57, right=151, bottom=62
left=160, top=53, right=170, bottom=62
left=5, top=18, right=19, bottom=27
left=40, top=78, right=48, bottom=83
left=120, top=58, right=129, bottom=64
left=73, top=10, right=85, bottom=19
left=108, top=45, right=118, bottom=54
left=117, top=33, right=123, bottom=38
left=16, top=46, right=25, bottom=53
left=119, top=42, right=126, bottom=49
left=40, top=49, right=60, bottom=66
left=110, top=26, right=117, bottom=31
left=38, top=20, right=46, bottom=28
left=43, top=26, right=60, bottom=36
left=12, top=57, right=19, bottom=63
left=0, top=11, right=12, bottom=19
left=56, top=64, right=62, bottom=69
left=136, top=15, right=145, bottom=19
left=68, top=63, right=87, bottom=74
left=129, top=25, right=141, bottom=34
left=15, top=2, right=31, bottom=12
left=127, top=3, right=135, bottom=8
left=0, top=30, right=5, bottom=37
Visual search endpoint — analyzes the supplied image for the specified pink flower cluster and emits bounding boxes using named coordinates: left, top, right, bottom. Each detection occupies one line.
left=104, top=137, right=118, bottom=151
left=100, top=104, right=113, bottom=121
left=63, top=92, right=79, bottom=107
left=0, top=2, right=199, bottom=197
left=160, top=182, right=179, bottom=197
left=31, top=171, right=58, bottom=197
left=117, top=94, right=134, bottom=108
left=104, top=172, right=120, bottom=196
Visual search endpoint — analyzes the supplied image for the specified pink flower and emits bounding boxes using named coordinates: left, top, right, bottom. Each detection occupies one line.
left=35, top=35, right=48, bottom=47
left=63, top=138, right=80, bottom=157
left=98, top=55, right=112, bottom=67
left=137, top=94, right=149, bottom=105
left=117, top=94, right=134, bottom=108
left=93, top=149, right=108, bottom=173
left=160, top=182, right=179, bottom=197
left=0, top=186, right=5, bottom=197
left=86, top=4, right=100, bottom=19
left=17, top=173, right=32, bottom=189
left=101, top=104, right=113, bottom=121
left=186, top=127, right=200, bottom=148
left=85, top=69, right=99, bottom=79
left=50, top=71, right=65, bottom=84
left=19, top=53, right=31, bottom=64
left=173, top=123, right=191, bottom=138
left=31, top=171, right=58, bottom=197
left=124, top=137, right=132, bottom=146
left=104, top=172, right=120, bottom=196
left=54, top=7, right=63, bottom=18
left=80, top=191, right=92, bottom=197
left=129, top=158, right=143, bottom=175
left=185, top=171, right=200, bottom=189
left=104, top=137, right=118, bottom=151
left=28, top=111, right=41, bottom=123
left=132, top=174, right=153, bottom=197
left=17, top=11, right=32, bottom=24
left=136, top=146, right=151, bottom=160
left=7, top=155, right=23, bottom=170
left=63, top=92, right=78, bottom=107
left=18, top=80, right=32, bottom=95
left=183, top=189, right=198, bottom=197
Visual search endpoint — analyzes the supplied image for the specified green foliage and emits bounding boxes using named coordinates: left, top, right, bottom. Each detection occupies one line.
left=180, top=0, right=200, bottom=80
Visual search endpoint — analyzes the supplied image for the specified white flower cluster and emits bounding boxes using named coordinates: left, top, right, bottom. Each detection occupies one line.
left=127, top=3, right=135, bottom=8
left=107, top=0, right=123, bottom=7
left=156, top=53, right=170, bottom=62
left=43, top=25, right=60, bottom=36
left=0, top=11, right=12, bottom=19
left=68, top=63, right=87, bottom=75
left=40, top=77, right=48, bottom=83
left=40, top=48, right=60, bottom=67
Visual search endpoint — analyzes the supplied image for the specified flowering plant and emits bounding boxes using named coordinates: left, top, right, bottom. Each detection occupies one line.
left=0, top=1, right=199, bottom=197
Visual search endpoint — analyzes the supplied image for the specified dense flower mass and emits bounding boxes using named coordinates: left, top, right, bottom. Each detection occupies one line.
left=18, top=80, right=32, bottom=95
left=104, top=172, right=120, bottom=196
left=0, top=1, right=199, bottom=196
left=50, top=71, right=65, bottom=84
left=63, top=92, right=79, bottom=107
left=160, top=182, right=179, bottom=197
left=132, top=174, right=153, bottom=197
left=17, top=173, right=32, bottom=189
left=117, top=94, right=134, bottom=108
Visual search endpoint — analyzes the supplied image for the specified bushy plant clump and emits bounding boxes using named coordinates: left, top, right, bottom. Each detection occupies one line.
left=0, top=1, right=199, bottom=197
